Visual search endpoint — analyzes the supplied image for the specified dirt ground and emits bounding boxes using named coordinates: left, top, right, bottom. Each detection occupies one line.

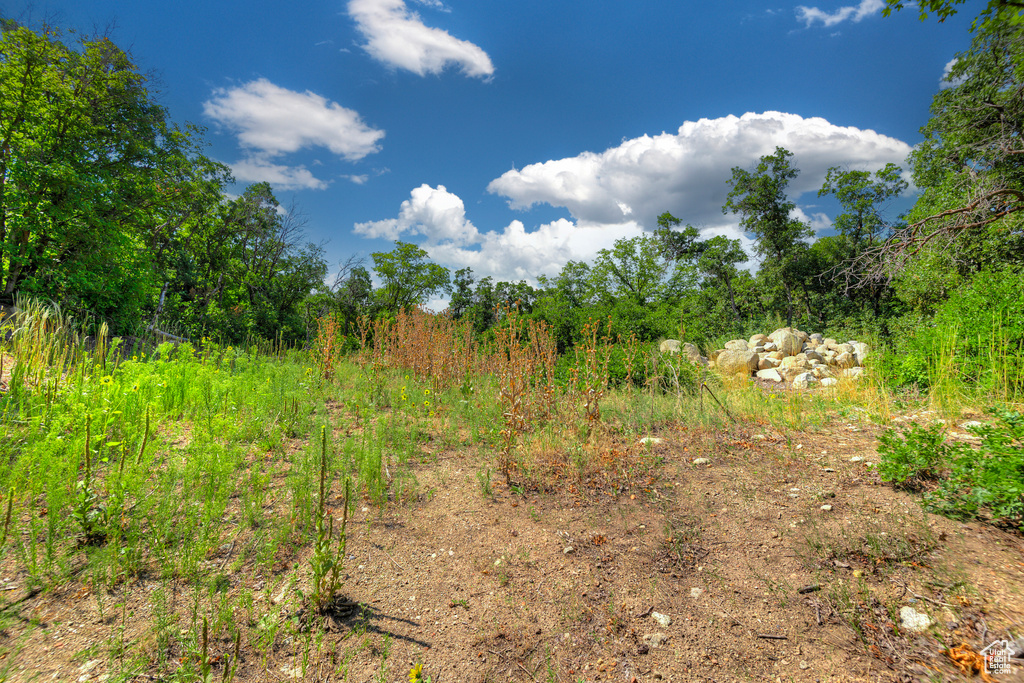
left=3, top=409, right=1023, bottom=683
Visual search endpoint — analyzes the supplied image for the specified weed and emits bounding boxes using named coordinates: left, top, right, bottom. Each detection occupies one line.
left=878, top=408, right=1024, bottom=530
left=476, top=468, right=493, bottom=498
left=310, top=426, right=351, bottom=612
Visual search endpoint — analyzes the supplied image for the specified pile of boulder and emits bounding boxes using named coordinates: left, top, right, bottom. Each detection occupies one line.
left=660, top=328, right=868, bottom=389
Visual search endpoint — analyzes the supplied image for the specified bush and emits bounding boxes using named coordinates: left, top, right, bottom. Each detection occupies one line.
left=876, top=422, right=948, bottom=490
left=878, top=408, right=1024, bottom=532
left=881, top=267, right=1024, bottom=394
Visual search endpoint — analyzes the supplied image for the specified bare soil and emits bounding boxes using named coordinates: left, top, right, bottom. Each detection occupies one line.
left=2, top=409, right=1023, bottom=683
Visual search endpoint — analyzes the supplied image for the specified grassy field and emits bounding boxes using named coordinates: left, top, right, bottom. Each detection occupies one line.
left=0, top=304, right=1020, bottom=682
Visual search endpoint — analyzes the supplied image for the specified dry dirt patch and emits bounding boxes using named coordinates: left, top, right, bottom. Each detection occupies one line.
left=2, top=416, right=1022, bottom=683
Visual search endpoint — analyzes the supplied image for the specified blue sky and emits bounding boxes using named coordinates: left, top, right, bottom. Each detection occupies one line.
left=5, top=0, right=976, bottom=295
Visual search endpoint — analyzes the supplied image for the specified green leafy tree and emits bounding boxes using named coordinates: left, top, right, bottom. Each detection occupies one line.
left=590, top=235, right=687, bottom=308
left=696, top=235, right=747, bottom=324
left=449, top=267, right=475, bottom=320
left=371, top=241, right=450, bottom=313
left=819, top=164, right=907, bottom=247
left=494, top=280, right=536, bottom=313
left=817, top=163, right=907, bottom=314
left=0, top=23, right=202, bottom=329
left=653, top=212, right=704, bottom=263
left=470, top=275, right=497, bottom=334
left=163, top=183, right=327, bottom=341
left=882, top=0, right=1023, bottom=24
left=909, top=12, right=1024, bottom=236
left=723, top=147, right=812, bottom=327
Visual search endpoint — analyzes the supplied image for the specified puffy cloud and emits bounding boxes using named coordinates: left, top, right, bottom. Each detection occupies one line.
left=940, top=58, right=966, bottom=90
left=354, top=184, right=481, bottom=244
left=428, top=219, right=645, bottom=283
left=353, top=184, right=644, bottom=282
left=792, top=207, right=834, bottom=235
left=348, top=0, right=494, bottom=78
left=795, top=0, right=884, bottom=27
left=230, top=158, right=328, bottom=191
left=487, top=111, right=910, bottom=232
left=204, top=79, right=384, bottom=192
left=204, top=78, right=384, bottom=159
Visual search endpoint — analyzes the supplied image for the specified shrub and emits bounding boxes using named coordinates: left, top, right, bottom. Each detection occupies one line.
left=878, top=409, right=1024, bottom=531
left=881, top=267, right=1024, bottom=395
left=876, top=422, right=948, bottom=490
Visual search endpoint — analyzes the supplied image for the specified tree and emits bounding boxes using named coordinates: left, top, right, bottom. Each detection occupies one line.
left=159, top=182, right=327, bottom=342
left=0, top=23, right=199, bottom=328
left=371, top=241, right=450, bottom=313
left=819, top=164, right=907, bottom=248
left=723, top=147, right=812, bottom=326
left=589, top=235, right=686, bottom=307
left=653, top=212, right=704, bottom=262
left=852, top=13, right=1024, bottom=289
left=817, top=164, right=907, bottom=312
left=881, top=0, right=1023, bottom=24
left=470, top=276, right=497, bottom=334
left=696, top=236, right=746, bottom=323
left=449, top=267, right=475, bottom=320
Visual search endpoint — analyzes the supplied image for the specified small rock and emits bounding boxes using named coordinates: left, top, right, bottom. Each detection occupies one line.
left=824, top=467, right=835, bottom=472
left=791, top=372, right=817, bottom=389
left=563, top=546, right=574, bottom=554
left=692, top=457, right=710, bottom=465
left=690, top=587, right=704, bottom=598
left=850, top=456, right=865, bottom=463
left=651, top=611, right=671, bottom=627
left=900, top=606, right=932, bottom=633
left=820, top=504, right=833, bottom=511
left=640, top=437, right=664, bottom=446
left=820, top=377, right=838, bottom=387
left=642, top=633, right=668, bottom=649
left=799, top=660, right=810, bottom=670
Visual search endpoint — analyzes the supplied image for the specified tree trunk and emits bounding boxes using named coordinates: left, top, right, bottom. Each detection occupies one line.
left=783, top=279, right=794, bottom=328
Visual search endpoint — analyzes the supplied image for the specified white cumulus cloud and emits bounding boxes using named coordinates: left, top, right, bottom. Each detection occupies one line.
left=230, top=158, right=329, bottom=191
left=354, top=184, right=481, bottom=245
left=204, top=78, right=385, bottom=192
left=348, top=0, right=494, bottom=78
left=204, top=78, right=385, bottom=159
left=795, top=0, right=884, bottom=27
left=353, top=184, right=645, bottom=283
left=940, top=58, right=966, bottom=89
left=487, top=111, right=911, bottom=232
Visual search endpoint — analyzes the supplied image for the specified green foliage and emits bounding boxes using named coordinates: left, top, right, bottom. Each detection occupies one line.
left=723, top=147, right=812, bottom=326
left=0, top=24, right=176, bottom=326
left=882, top=0, right=1024, bottom=27
left=877, top=422, right=948, bottom=489
left=372, top=241, right=451, bottom=313
left=895, top=12, right=1024, bottom=286
left=882, top=267, right=1024, bottom=396
left=878, top=409, right=1024, bottom=531
left=930, top=267, right=1024, bottom=391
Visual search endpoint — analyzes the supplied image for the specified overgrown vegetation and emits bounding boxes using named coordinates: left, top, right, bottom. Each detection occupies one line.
left=878, top=408, right=1024, bottom=531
